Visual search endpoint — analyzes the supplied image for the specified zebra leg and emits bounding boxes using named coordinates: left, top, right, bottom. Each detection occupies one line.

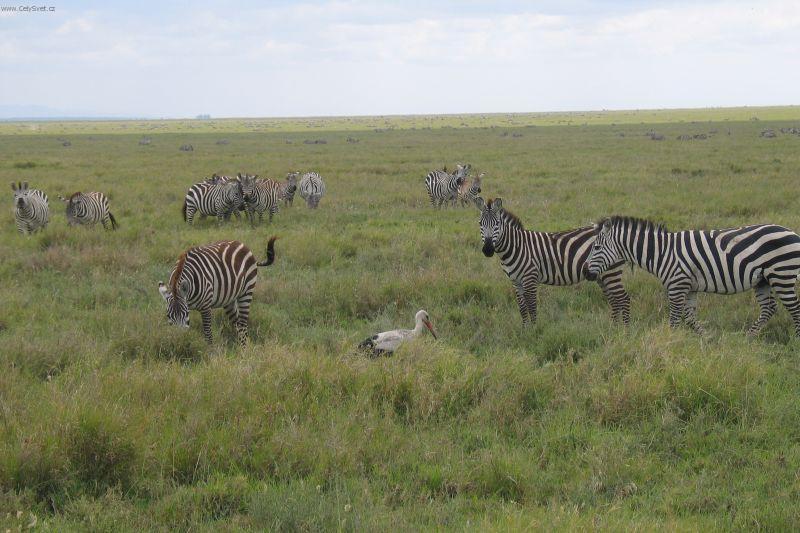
left=769, top=277, right=800, bottom=337
left=747, top=281, right=777, bottom=336
left=522, top=278, right=539, bottom=324
left=224, top=302, right=239, bottom=330
left=666, top=284, right=689, bottom=329
left=512, top=280, right=530, bottom=324
left=200, top=309, right=213, bottom=344
left=683, top=291, right=705, bottom=334
left=235, top=295, right=252, bottom=346
left=598, top=269, right=631, bottom=325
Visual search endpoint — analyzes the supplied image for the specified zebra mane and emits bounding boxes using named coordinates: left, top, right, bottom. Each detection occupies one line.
left=598, top=215, right=667, bottom=233
left=170, top=251, right=188, bottom=294
left=69, top=192, right=82, bottom=201
left=486, top=199, right=524, bottom=230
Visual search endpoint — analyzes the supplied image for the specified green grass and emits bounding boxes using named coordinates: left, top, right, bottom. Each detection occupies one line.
left=2, top=107, right=800, bottom=530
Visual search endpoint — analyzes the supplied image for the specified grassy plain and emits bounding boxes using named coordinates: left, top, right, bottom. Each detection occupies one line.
left=2, top=106, right=800, bottom=530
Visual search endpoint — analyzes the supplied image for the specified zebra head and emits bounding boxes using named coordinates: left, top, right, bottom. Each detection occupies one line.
left=11, top=181, right=29, bottom=210
left=238, top=173, right=256, bottom=203
left=470, top=173, right=485, bottom=195
left=585, top=218, right=622, bottom=281
left=60, top=192, right=84, bottom=224
left=223, top=179, right=244, bottom=208
left=475, top=196, right=504, bottom=257
left=158, top=280, right=190, bottom=328
left=454, top=164, right=471, bottom=186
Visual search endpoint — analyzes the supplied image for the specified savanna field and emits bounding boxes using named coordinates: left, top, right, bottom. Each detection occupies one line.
left=3, top=107, right=800, bottom=530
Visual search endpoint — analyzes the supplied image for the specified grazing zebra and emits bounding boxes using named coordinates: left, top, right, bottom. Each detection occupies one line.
left=58, top=191, right=118, bottom=230
left=458, top=172, right=484, bottom=207
left=182, top=177, right=244, bottom=224
left=239, top=173, right=297, bottom=225
left=425, top=164, right=470, bottom=207
left=585, top=216, right=800, bottom=336
left=158, top=237, right=278, bottom=345
left=12, top=182, right=49, bottom=234
left=298, top=172, right=326, bottom=209
left=476, top=197, right=630, bottom=325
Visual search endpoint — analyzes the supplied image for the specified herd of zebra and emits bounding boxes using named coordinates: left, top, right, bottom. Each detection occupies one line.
left=13, top=159, right=800, bottom=346
left=182, top=171, right=327, bottom=225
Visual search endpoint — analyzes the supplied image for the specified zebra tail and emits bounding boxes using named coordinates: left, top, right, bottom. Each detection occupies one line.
left=109, top=212, right=119, bottom=230
left=257, top=236, right=278, bottom=267
left=182, top=199, right=187, bottom=222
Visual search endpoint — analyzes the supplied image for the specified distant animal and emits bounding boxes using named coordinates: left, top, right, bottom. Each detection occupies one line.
left=158, top=237, right=277, bottom=345
left=458, top=172, right=484, bottom=207
left=182, top=177, right=244, bottom=224
left=12, top=181, right=49, bottom=234
left=425, top=164, right=470, bottom=207
left=298, top=172, right=326, bottom=209
left=586, top=216, right=800, bottom=336
left=358, top=309, right=438, bottom=356
left=58, top=191, right=117, bottom=230
left=239, top=173, right=297, bottom=225
left=476, top=197, right=630, bottom=325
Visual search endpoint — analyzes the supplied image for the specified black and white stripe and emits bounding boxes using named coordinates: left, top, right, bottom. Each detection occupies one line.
left=425, top=164, right=470, bottom=207
left=283, top=172, right=299, bottom=207
left=158, top=237, right=277, bottom=345
left=477, top=197, right=630, bottom=325
left=239, top=173, right=297, bottom=225
left=59, top=191, right=117, bottom=230
left=586, top=216, right=800, bottom=336
left=12, top=181, right=49, bottom=234
left=182, top=177, right=244, bottom=224
left=298, top=172, right=326, bottom=209
left=458, top=172, right=484, bottom=207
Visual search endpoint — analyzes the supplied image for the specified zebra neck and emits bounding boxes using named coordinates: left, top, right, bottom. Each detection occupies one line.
left=620, top=227, right=673, bottom=280
left=495, top=220, right=524, bottom=253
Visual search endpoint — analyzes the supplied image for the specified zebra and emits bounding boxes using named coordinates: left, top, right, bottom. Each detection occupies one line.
left=298, top=172, right=326, bottom=209
left=425, top=164, right=470, bottom=207
left=12, top=181, right=49, bottom=234
left=58, top=191, right=118, bottom=230
left=476, top=197, right=630, bottom=325
left=239, top=173, right=297, bottom=225
left=182, top=177, right=244, bottom=224
left=158, top=237, right=277, bottom=345
left=458, top=172, right=484, bottom=207
left=283, top=172, right=299, bottom=207
left=585, top=216, right=800, bottom=336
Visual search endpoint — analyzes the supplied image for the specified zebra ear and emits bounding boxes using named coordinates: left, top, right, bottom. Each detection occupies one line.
left=602, top=219, right=612, bottom=232
left=22, top=182, right=28, bottom=190
left=492, top=198, right=503, bottom=211
left=474, top=196, right=485, bottom=210
left=11, top=182, right=17, bottom=191
left=158, top=282, right=169, bottom=301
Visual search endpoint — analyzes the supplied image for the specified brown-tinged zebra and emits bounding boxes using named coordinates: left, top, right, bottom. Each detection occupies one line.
left=58, top=191, right=118, bottom=230
left=477, top=197, right=630, bottom=325
left=158, top=237, right=278, bottom=345
left=12, top=181, right=49, bottom=234
left=458, top=172, right=484, bottom=207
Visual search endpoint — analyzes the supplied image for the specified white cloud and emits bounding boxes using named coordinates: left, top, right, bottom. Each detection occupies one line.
left=1, top=1, right=799, bottom=117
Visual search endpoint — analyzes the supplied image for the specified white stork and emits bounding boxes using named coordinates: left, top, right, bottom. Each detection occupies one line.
left=358, top=309, right=438, bottom=356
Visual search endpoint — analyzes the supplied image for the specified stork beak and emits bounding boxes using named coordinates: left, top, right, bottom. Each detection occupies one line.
left=424, top=319, right=438, bottom=339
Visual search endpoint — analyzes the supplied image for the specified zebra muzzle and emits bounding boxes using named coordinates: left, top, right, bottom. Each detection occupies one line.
left=482, top=239, right=495, bottom=257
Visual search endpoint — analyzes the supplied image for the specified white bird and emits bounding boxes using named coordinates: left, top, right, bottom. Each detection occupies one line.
left=358, top=309, right=438, bottom=356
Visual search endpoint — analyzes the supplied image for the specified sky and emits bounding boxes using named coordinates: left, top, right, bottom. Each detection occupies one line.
left=1, top=0, right=799, bottom=118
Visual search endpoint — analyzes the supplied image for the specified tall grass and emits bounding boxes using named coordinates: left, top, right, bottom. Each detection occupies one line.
left=2, top=109, right=800, bottom=529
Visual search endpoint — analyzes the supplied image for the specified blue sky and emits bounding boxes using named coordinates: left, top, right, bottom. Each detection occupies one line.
left=1, top=1, right=798, bottom=118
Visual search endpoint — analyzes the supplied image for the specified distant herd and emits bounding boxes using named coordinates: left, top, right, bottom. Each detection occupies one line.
left=11, top=159, right=800, bottom=350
